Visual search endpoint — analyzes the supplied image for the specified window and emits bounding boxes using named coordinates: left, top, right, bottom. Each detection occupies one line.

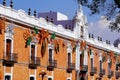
left=91, top=58, right=93, bottom=69
left=49, top=49, right=52, bottom=62
left=108, top=62, right=111, bottom=73
left=30, top=44, right=35, bottom=62
left=80, top=54, right=83, bottom=66
left=68, top=53, right=71, bottom=65
left=30, top=76, right=35, bottom=80
left=5, top=75, right=11, bottom=80
left=31, top=45, right=35, bottom=57
left=100, top=61, right=102, bottom=71
left=48, top=78, right=52, bottom=80
left=6, top=39, right=12, bottom=60
left=6, top=39, right=12, bottom=54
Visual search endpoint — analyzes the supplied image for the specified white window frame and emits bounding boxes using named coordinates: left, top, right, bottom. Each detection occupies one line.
left=48, top=44, right=54, bottom=60
left=5, top=34, right=14, bottom=57
left=30, top=43, right=37, bottom=58
left=67, top=43, right=72, bottom=63
left=90, top=50, right=94, bottom=67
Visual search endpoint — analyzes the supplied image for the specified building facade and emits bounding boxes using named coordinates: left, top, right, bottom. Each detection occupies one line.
left=0, top=2, right=120, bottom=80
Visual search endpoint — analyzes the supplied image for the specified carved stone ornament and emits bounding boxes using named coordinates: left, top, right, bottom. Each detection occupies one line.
left=5, top=23, right=14, bottom=35
left=31, top=36, right=38, bottom=44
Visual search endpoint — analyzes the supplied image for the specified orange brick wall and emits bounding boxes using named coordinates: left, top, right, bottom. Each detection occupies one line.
left=0, top=21, right=119, bottom=80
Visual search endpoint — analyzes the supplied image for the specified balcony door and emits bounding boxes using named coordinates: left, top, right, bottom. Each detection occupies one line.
left=49, top=49, right=52, bottom=63
left=31, top=44, right=35, bottom=63
left=68, top=53, right=71, bottom=65
left=6, top=39, right=12, bottom=60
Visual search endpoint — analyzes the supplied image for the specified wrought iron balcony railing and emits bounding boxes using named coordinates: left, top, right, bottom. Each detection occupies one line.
left=29, top=56, right=40, bottom=69
left=80, top=65, right=88, bottom=74
left=67, top=63, right=75, bottom=73
left=47, top=60, right=57, bottom=71
left=90, top=67, right=97, bottom=76
left=108, top=70, right=114, bottom=78
left=99, top=69, right=105, bottom=77
left=3, top=53, right=18, bottom=66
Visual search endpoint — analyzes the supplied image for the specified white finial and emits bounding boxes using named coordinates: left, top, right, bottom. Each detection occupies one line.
left=77, top=0, right=82, bottom=12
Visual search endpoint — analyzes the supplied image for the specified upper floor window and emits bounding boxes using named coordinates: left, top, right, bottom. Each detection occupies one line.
left=80, top=54, right=83, bottom=66
left=100, top=60, right=102, bottom=71
left=68, top=53, right=71, bottom=65
left=91, top=58, right=93, bottom=68
left=31, top=44, right=35, bottom=58
left=6, top=39, right=12, bottom=54
left=108, top=62, right=111, bottom=73
left=81, top=26, right=84, bottom=33
left=49, top=49, right=53, bottom=62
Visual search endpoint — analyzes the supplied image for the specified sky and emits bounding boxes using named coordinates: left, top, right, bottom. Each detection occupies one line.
left=0, top=0, right=120, bottom=43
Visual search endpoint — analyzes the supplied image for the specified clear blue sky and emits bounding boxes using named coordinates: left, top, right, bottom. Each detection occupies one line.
left=0, top=0, right=119, bottom=43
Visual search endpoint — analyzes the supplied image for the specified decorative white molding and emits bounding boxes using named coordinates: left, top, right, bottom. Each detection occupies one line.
left=87, top=38, right=120, bottom=54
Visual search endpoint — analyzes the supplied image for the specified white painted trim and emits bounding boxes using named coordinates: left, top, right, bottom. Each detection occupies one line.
left=75, top=44, right=80, bottom=70
left=67, top=77, right=71, bottom=80
left=30, top=43, right=37, bottom=57
left=11, top=67, right=13, bottom=80
left=48, top=43, right=54, bottom=60
left=84, top=50, right=88, bottom=65
left=67, top=43, right=72, bottom=63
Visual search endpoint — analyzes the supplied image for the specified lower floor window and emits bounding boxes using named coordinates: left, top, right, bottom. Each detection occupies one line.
left=30, top=76, right=35, bottom=80
left=5, top=75, right=11, bottom=80
left=48, top=78, right=52, bottom=80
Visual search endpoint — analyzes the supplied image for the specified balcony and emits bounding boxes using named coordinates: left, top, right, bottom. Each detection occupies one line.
left=67, top=63, right=75, bottom=73
left=80, top=65, right=88, bottom=74
left=108, top=70, right=114, bottom=78
left=3, top=53, right=18, bottom=67
left=47, top=60, right=57, bottom=71
left=29, top=57, right=40, bottom=69
left=90, top=67, right=97, bottom=76
left=116, top=71, right=120, bottom=79
left=99, top=69, right=105, bottom=77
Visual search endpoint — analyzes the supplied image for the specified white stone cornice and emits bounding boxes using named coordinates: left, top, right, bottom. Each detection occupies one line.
left=0, top=5, right=75, bottom=40
left=87, top=38, right=120, bottom=54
